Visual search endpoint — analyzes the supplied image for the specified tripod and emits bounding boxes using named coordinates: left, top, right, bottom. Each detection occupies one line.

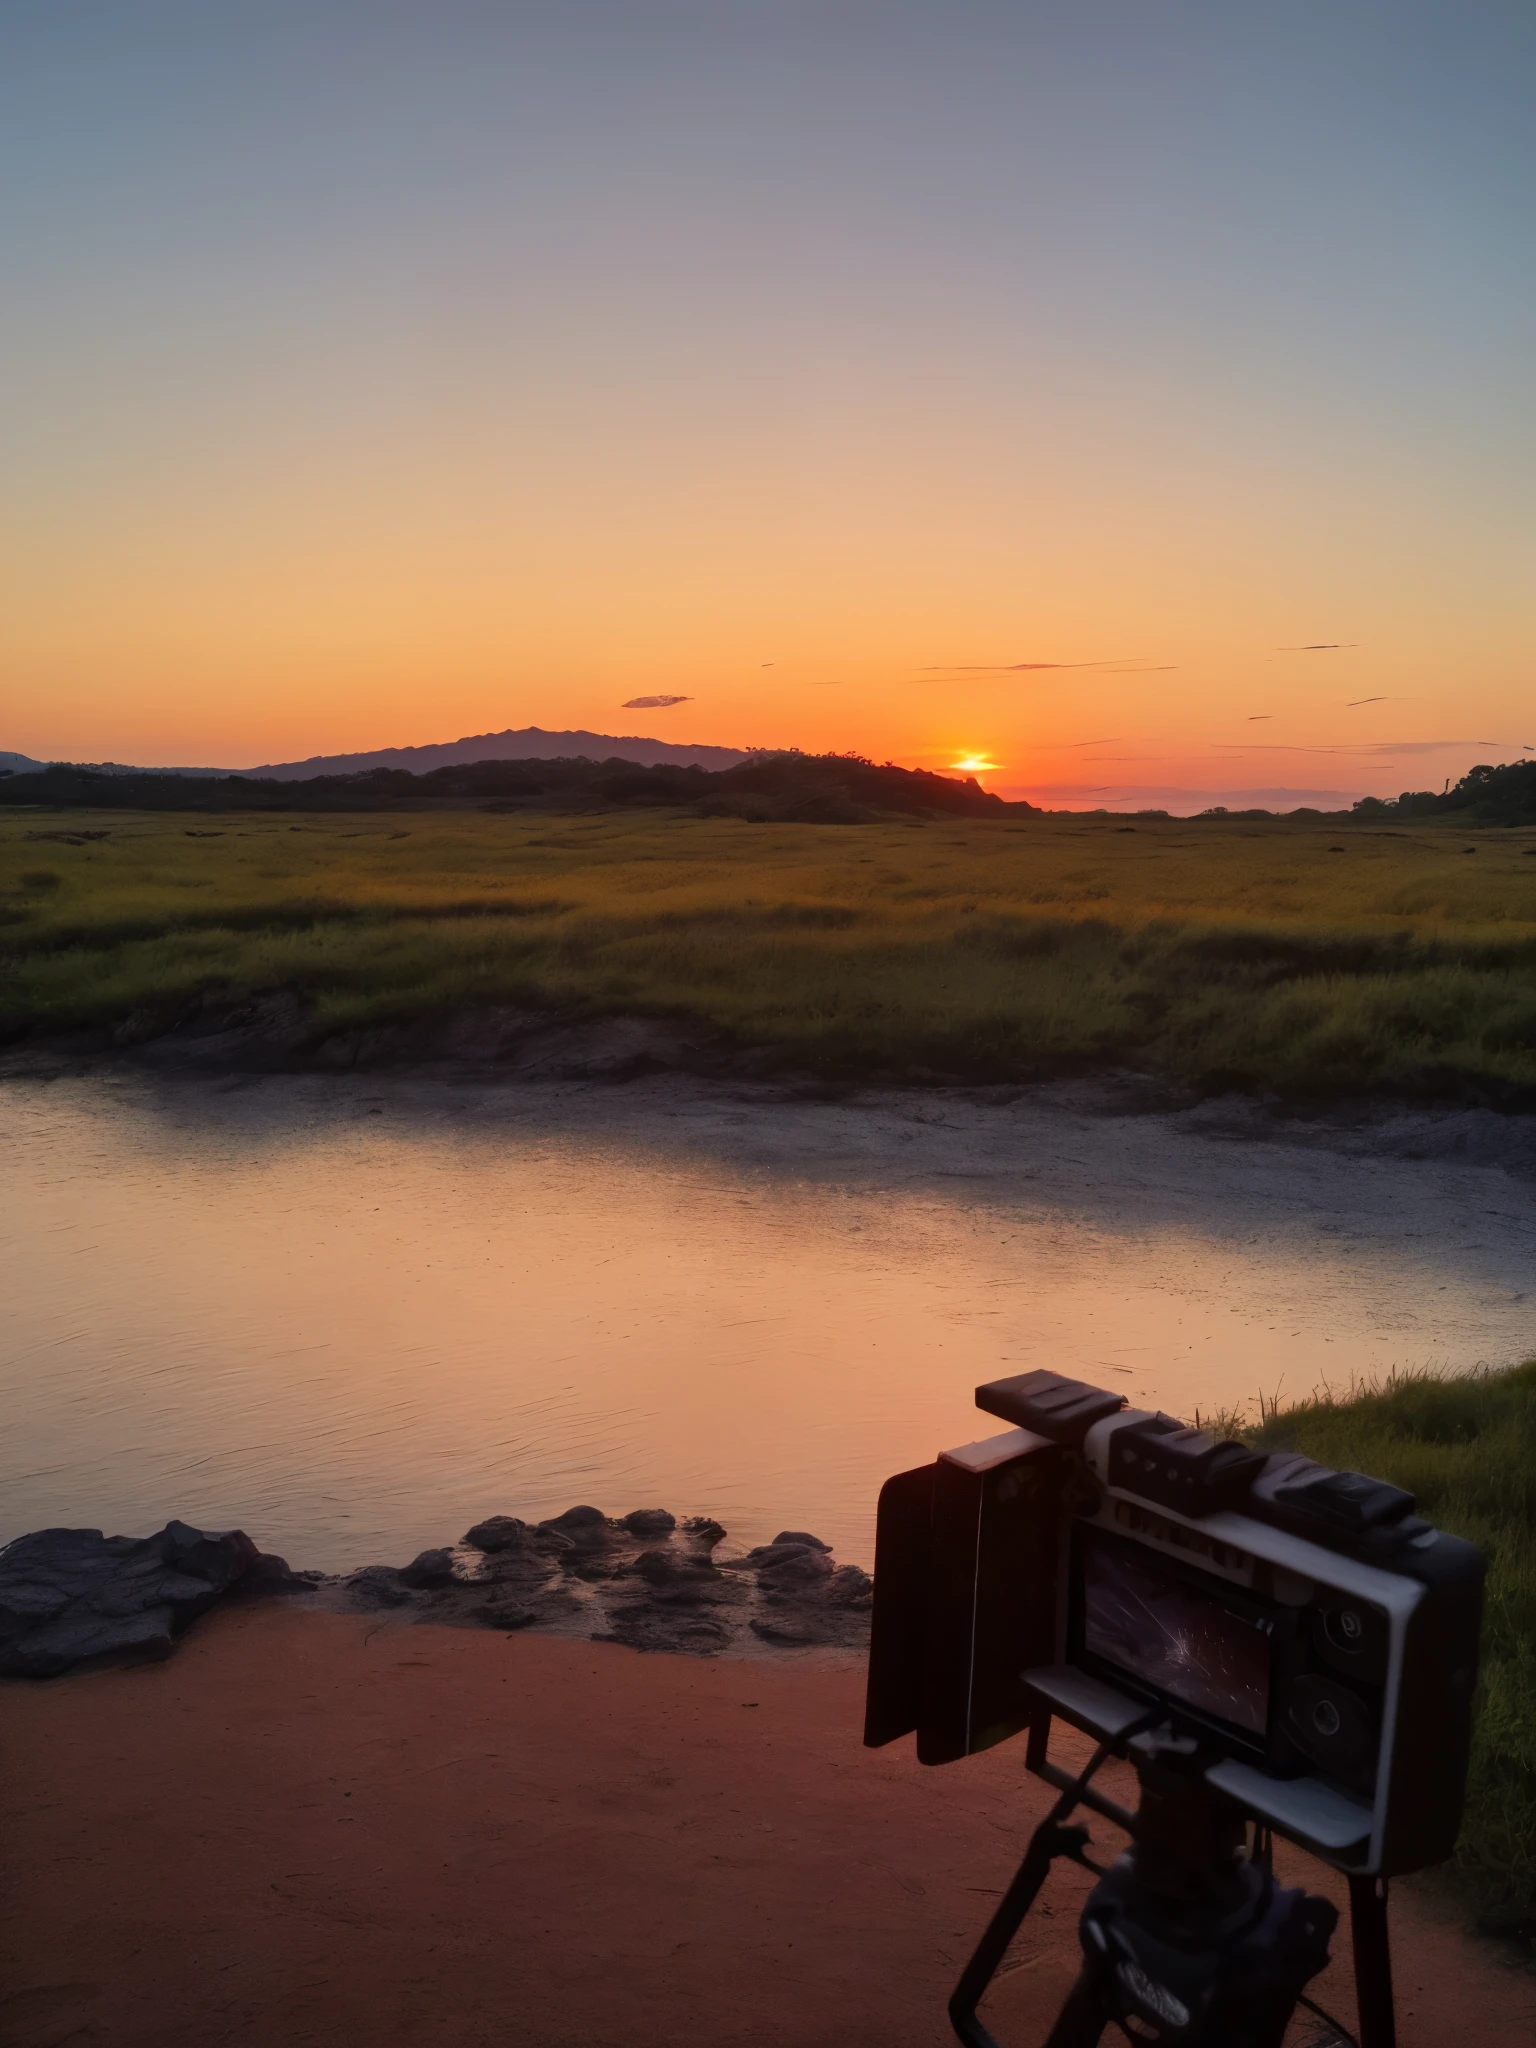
left=949, top=1725, right=1393, bottom=2048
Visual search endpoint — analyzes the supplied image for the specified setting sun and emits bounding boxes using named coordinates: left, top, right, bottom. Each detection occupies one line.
left=952, top=755, right=999, bottom=776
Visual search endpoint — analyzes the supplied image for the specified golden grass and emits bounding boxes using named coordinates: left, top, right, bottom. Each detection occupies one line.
left=4, top=807, right=1536, bottom=1094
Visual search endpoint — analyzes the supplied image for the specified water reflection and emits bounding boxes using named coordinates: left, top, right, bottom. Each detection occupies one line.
left=2, top=1071, right=1530, bottom=1569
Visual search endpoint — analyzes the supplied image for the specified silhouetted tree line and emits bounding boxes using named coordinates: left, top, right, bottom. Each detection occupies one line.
left=0, top=752, right=1033, bottom=822
left=10, top=749, right=1528, bottom=822
left=1352, top=759, right=1536, bottom=826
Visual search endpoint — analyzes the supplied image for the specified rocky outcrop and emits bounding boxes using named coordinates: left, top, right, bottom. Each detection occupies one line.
left=337, top=1510, right=873, bottom=1656
left=0, top=1507, right=873, bottom=1678
left=0, top=1521, right=317, bottom=1679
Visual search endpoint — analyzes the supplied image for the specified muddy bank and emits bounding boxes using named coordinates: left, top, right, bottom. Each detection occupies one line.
left=12, top=986, right=1536, bottom=1142
left=18, top=990, right=775, bottom=1088
left=7, top=990, right=1536, bottom=1183
left=3, top=1602, right=1531, bottom=2048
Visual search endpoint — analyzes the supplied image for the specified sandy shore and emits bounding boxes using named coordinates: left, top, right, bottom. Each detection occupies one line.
left=2, top=1604, right=1530, bottom=2048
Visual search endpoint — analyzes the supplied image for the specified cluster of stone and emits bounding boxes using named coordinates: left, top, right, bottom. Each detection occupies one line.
left=0, top=1522, right=316, bottom=1678
left=342, top=1506, right=874, bottom=1655
left=0, top=1508, right=874, bottom=1677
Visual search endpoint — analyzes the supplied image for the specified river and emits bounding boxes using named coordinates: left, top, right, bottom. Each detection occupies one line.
left=2, top=1067, right=1531, bottom=1570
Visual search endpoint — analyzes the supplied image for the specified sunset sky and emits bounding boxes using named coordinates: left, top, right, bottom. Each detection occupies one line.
left=2, top=3, right=1531, bottom=808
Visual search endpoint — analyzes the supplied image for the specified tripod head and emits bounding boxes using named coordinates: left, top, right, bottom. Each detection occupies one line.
left=1062, top=1730, right=1336, bottom=2047
left=950, top=1724, right=1345, bottom=2048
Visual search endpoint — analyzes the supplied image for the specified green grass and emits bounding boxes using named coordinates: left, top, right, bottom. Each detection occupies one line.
left=1244, top=1362, right=1536, bottom=1935
left=4, top=807, right=1536, bottom=1097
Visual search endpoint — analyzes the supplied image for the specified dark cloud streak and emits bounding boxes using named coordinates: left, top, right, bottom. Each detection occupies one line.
left=1214, top=738, right=1529, bottom=757
left=918, top=659, right=1175, bottom=674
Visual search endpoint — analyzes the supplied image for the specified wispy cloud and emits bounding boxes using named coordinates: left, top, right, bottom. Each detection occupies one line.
left=1278, top=642, right=1358, bottom=651
left=1346, top=695, right=1391, bottom=707
left=917, top=659, right=1175, bottom=674
left=1212, top=737, right=1529, bottom=757
left=621, top=694, right=692, bottom=709
left=1011, top=737, right=1128, bottom=752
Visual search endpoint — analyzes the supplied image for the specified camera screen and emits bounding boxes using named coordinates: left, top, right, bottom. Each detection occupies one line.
left=1079, top=1533, right=1272, bottom=1737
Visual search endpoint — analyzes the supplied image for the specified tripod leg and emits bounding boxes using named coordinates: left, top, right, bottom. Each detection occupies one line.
left=1041, top=1967, right=1108, bottom=2048
left=1348, top=1875, right=1396, bottom=2048
left=949, top=1821, right=1080, bottom=2048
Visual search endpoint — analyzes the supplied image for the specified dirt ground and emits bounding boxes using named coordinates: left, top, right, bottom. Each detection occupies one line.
left=2, top=1603, right=1530, bottom=2048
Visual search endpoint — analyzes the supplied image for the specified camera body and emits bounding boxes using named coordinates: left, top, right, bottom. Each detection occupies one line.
left=865, top=1370, right=1484, bottom=1878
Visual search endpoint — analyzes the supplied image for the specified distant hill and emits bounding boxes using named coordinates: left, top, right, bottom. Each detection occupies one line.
left=2, top=727, right=753, bottom=780
left=240, top=726, right=753, bottom=779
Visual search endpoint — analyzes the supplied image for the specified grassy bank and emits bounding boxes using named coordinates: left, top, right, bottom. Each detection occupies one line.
left=4, top=807, right=1536, bottom=1097
left=1245, top=1363, right=1536, bottom=1935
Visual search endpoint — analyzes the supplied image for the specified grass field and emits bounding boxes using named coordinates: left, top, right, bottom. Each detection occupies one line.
left=1245, top=1362, right=1536, bottom=1936
left=4, top=806, right=1536, bottom=1096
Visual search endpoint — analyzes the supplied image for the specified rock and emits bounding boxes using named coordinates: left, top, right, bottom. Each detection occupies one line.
left=826, top=1564, right=874, bottom=1608
left=570, top=1555, right=624, bottom=1583
left=734, top=1539, right=805, bottom=1565
left=398, top=1548, right=456, bottom=1589
left=750, top=1617, right=821, bottom=1647
left=761, top=1556, right=843, bottom=1605
left=478, top=1602, right=537, bottom=1631
left=621, top=1509, right=677, bottom=1537
left=0, top=1521, right=260, bottom=1679
left=345, top=1565, right=414, bottom=1610
left=599, top=1606, right=733, bottom=1654
left=484, top=1548, right=559, bottom=1590
left=757, top=1550, right=836, bottom=1595
left=732, top=1539, right=834, bottom=1579
left=682, top=1516, right=726, bottom=1547
left=522, top=1582, right=583, bottom=1622
left=463, top=1516, right=529, bottom=1553
left=615, top=1548, right=735, bottom=1607
left=15, top=1606, right=178, bottom=1669
left=538, top=1506, right=614, bottom=1553
left=771, top=1531, right=831, bottom=1552
left=539, top=1505, right=607, bottom=1534
left=627, top=1548, right=710, bottom=1586
left=235, top=1552, right=324, bottom=1597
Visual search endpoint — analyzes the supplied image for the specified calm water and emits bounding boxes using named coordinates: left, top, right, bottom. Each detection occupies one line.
left=3, top=1070, right=1532, bottom=1570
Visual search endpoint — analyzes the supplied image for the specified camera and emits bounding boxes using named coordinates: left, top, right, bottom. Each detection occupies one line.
left=865, top=1369, right=1484, bottom=1878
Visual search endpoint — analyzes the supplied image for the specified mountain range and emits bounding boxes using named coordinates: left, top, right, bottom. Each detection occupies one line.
left=1, top=727, right=752, bottom=780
